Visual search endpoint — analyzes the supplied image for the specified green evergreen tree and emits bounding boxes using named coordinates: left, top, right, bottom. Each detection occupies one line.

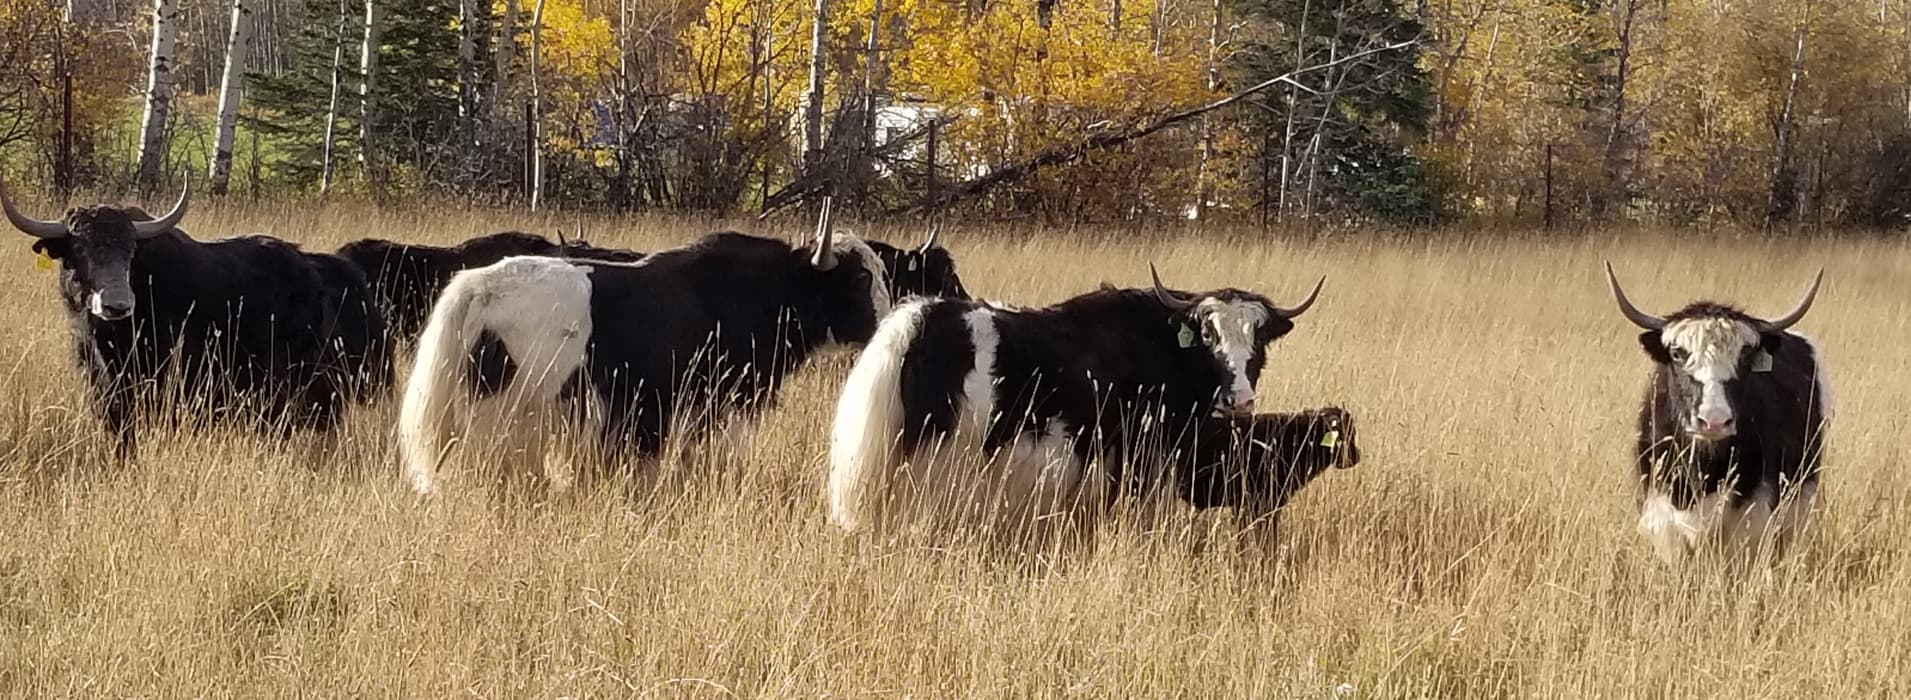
left=1228, top=0, right=1442, bottom=225
left=248, top=0, right=464, bottom=191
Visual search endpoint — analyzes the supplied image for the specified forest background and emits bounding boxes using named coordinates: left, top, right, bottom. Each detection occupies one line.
left=6, top=0, right=1911, bottom=230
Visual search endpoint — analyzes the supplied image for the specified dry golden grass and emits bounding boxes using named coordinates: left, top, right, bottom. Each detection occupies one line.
left=1, top=195, right=1908, bottom=697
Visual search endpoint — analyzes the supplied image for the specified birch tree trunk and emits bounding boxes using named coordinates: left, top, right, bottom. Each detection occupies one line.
left=135, top=0, right=182, bottom=193
left=802, top=0, right=831, bottom=181
left=1766, top=0, right=1813, bottom=227
left=319, top=0, right=347, bottom=197
left=528, top=0, right=548, bottom=211
left=359, top=0, right=382, bottom=195
left=209, top=0, right=257, bottom=195
left=862, top=0, right=882, bottom=189
left=1194, top=0, right=1221, bottom=221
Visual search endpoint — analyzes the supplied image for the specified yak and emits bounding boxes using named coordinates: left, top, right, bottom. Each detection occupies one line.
left=399, top=200, right=892, bottom=495
left=1606, top=263, right=1830, bottom=566
left=826, top=267, right=1324, bottom=539
left=4, top=176, right=387, bottom=458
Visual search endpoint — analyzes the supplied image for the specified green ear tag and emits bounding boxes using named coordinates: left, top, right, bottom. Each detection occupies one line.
left=1752, top=350, right=1774, bottom=373
left=33, top=249, right=53, bottom=271
left=1320, top=429, right=1341, bottom=448
left=1176, top=323, right=1196, bottom=348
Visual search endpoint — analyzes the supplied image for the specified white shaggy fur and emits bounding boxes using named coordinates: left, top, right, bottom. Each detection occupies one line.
left=829, top=233, right=893, bottom=321
left=1195, top=298, right=1273, bottom=413
left=1637, top=481, right=1817, bottom=566
left=1661, top=317, right=1759, bottom=437
left=828, top=302, right=1102, bottom=539
left=826, top=299, right=928, bottom=531
left=398, top=256, right=595, bottom=496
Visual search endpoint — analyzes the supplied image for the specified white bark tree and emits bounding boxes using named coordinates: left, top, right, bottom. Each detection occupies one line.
left=359, top=0, right=382, bottom=194
left=319, top=0, right=348, bottom=196
left=209, top=0, right=258, bottom=195
left=1194, top=0, right=1221, bottom=220
left=135, top=0, right=183, bottom=192
left=802, top=0, right=831, bottom=179
left=528, top=0, right=548, bottom=210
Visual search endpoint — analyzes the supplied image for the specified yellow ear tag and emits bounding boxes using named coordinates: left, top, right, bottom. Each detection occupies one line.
left=1176, top=324, right=1196, bottom=348
left=34, top=249, right=53, bottom=271
left=1320, top=429, right=1340, bottom=448
left=1751, top=350, right=1774, bottom=373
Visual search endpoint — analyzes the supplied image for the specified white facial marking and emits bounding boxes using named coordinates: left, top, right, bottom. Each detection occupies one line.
left=1194, top=298, right=1271, bottom=415
left=1661, top=318, right=1759, bottom=439
left=87, top=292, right=106, bottom=317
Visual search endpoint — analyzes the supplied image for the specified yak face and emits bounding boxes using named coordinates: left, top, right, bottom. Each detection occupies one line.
left=873, top=240, right=968, bottom=301
left=4, top=180, right=189, bottom=323
left=886, top=246, right=968, bottom=300
left=800, top=200, right=893, bottom=347
left=1641, top=308, right=1783, bottom=442
left=41, top=207, right=146, bottom=321
left=1606, top=263, right=1822, bottom=444
left=1151, top=268, right=1324, bottom=418
left=1239, top=407, right=1361, bottom=478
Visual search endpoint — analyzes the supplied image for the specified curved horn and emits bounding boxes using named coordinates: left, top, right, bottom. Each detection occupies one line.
left=131, top=171, right=191, bottom=239
left=1760, top=268, right=1824, bottom=333
left=1604, top=261, right=1666, bottom=331
left=1149, top=263, right=1195, bottom=313
left=0, top=177, right=69, bottom=239
left=809, top=197, right=838, bottom=270
left=917, top=222, right=941, bottom=254
left=1274, top=276, right=1326, bottom=319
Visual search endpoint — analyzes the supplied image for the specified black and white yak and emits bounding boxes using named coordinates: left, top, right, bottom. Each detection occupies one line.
left=399, top=201, right=892, bottom=495
left=1606, top=263, right=1830, bottom=565
left=864, top=225, right=969, bottom=301
left=338, top=230, right=644, bottom=341
left=3, top=177, right=389, bottom=459
left=826, top=267, right=1324, bottom=536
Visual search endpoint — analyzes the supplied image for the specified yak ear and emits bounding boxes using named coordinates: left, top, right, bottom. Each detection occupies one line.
left=1758, top=331, right=1786, bottom=356
left=31, top=238, right=70, bottom=260
left=1637, top=331, right=1672, bottom=364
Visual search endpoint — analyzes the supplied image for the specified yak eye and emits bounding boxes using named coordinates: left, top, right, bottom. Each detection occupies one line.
left=1668, top=347, right=1690, bottom=363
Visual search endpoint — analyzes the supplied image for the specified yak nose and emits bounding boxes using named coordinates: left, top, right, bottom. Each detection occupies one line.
left=1221, top=397, right=1255, bottom=417
left=88, top=292, right=133, bottom=321
left=1693, top=417, right=1736, bottom=440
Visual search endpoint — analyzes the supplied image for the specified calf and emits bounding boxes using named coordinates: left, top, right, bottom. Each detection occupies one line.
left=4, top=177, right=388, bottom=458
left=1178, top=407, right=1360, bottom=522
left=1606, top=263, right=1830, bottom=565
left=827, top=267, right=1323, bottom=537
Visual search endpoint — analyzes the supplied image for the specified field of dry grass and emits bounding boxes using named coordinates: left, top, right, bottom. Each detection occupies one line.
left=0, top=195, right=1907, bottom=697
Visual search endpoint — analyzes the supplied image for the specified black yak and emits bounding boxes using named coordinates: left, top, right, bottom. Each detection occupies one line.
left=4, top=177, right=388, bottom=458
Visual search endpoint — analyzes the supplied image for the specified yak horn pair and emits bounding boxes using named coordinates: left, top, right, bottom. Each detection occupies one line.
left=1148, top=263, right=1324, bottom=319
left=1605, top=262, right=1822, bottom=333
left=0, top=172, right=191, bottom=240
